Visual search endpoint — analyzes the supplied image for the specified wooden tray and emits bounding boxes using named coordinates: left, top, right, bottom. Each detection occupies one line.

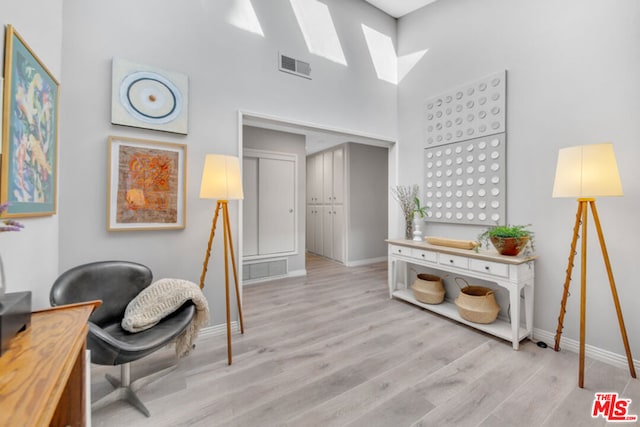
left=425, top=236, right=478, bottom=250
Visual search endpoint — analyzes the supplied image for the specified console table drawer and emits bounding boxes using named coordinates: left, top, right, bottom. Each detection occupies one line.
left=469, top=259, right=509, bottom=277
left=390, top=245, right=409, bottom=256
left=412, top=249, right=437, bottom=263
left=438, top=254, right=468, bottom=269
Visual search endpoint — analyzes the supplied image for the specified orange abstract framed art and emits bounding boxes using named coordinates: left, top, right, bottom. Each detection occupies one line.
left=107, top=135, right=186, bottom=231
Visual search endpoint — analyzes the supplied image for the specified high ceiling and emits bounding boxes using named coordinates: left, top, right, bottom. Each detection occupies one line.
left=247, top=1, right=441, bottom=153
left=363, top=0, right=439, bottom=18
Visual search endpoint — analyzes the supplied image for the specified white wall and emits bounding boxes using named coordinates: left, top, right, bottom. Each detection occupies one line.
left=5, top=0, right=638, bottom=367
left=397, top=0, right=640, bottom=360
left=58, top=0, right=397, bottom=327
left=242, top=125, right=306, bottom=274
left=348, top=143, right=388, bottom=262
left=0, top=1, right=63, bottom=309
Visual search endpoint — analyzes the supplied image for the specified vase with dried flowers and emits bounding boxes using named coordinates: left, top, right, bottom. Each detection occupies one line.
left=0, top=202, right=24, bottom=298
left=392, top=185, right=422, bottom=240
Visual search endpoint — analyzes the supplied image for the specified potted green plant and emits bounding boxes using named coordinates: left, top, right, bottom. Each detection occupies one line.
left=476, top=224, right=534, bottom=256
left=412, top=197, right=428, bottom=241
left=414, top=197, right=428, bottom=219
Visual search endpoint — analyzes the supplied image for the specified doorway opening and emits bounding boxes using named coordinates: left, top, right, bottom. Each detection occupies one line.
left=238, top=110, right=396, bottom=286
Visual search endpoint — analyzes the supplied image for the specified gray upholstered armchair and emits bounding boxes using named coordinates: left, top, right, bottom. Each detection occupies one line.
left=50, top=260, right=195, bottom=417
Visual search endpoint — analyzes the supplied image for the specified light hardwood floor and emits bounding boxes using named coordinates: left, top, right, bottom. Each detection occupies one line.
left=91, top=254, right=640, bottom=427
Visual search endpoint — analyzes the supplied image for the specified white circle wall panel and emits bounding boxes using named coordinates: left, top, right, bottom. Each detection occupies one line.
left=424, top=133, right=506, bottom=225
left=425, top=70, right=506, bottom=147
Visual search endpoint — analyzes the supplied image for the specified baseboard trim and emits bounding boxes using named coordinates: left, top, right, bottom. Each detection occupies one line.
left=345, top=256, right=387, bottom=267
left=198, top=321, right=240, bottom=340
left=242, top=268, right=307, bottom=286
left=533, top=328, right=639, bottom=372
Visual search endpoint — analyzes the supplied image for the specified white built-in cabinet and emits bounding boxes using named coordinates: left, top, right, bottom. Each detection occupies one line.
left=306, top=146, right=345, bottom=263
left=306, top=205, right=323, bottom=255
left=306, top=154, right=323, bottom=204
left=306, top=143, right=388, bottom=266
left=322, top=204, right=344, bottom=261
left=243, top=149, right=297, bottom=259
left=322, top=148, right=344, bottom=204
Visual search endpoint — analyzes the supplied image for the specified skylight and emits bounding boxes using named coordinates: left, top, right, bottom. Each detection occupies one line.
left=398, top=49, right=428, bottom=83
left=289, top=0, right=347, bottom=66
left=228, top=0, right=265, bottom=37
left=361, top=24, right=428, bottom=84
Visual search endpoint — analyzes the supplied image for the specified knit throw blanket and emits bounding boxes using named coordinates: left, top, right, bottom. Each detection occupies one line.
left=121, top=278, right=210, bottom=358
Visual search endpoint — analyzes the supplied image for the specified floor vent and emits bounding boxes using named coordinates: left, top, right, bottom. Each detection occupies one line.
left=243, top=259, right=288, bottom=282
left=279, top=53, right=312, bottom=79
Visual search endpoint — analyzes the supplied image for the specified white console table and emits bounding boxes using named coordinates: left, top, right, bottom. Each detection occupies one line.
left=387, top=239, right=536, bottom=350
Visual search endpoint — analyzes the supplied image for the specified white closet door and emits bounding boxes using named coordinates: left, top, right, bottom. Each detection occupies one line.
left=332, top=148, right=344, bottom=204
left=258, top=158, right=295, bottom=254
left=322, top=151, right=333, bottom=203
left=322, top=205, right=333, bottom=258
left=242, top=157, right=259, bottom=256
left=332, top=204, right=345, bottom=262
left=306, top=205, right=315, bottom=253
left=312, top=206, right=323, bottom=255
left=306, top=155, right=322, bottom=204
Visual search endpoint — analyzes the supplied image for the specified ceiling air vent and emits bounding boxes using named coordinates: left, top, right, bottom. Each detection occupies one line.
left=279, top=53, right=312, bottom=80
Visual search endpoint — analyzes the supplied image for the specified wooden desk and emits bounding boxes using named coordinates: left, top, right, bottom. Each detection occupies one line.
left=0, top=300, right=100, bottom=427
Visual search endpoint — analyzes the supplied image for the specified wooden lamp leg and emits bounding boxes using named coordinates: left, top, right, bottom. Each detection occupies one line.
left=554, top=199, right=636, bottom=388
left=223, top=202, right=244, bottom=334
left=554, top=201, right=585, bottom=351
left=222, top=201, right=233, bottom=365
left=200, top=202, right=222, bottom=289
left=589, top=201, right=636, bottom=379
left=578, top=200, right=588, bottom=388
left=200, top=200, right=245, bottom=365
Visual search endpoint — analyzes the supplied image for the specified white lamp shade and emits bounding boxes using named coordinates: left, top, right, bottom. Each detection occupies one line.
left=552, top=143, right=623, bottom=198
left=199, top=154, right=244, bottom=200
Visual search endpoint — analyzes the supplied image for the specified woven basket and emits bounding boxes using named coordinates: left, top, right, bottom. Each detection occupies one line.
left=411, top=273, right=445, bottom=305
left=454, top=278, right=499, bottom=324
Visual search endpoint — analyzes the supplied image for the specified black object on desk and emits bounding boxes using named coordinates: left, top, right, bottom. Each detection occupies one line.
left=0, top=291, right=31, bottom=356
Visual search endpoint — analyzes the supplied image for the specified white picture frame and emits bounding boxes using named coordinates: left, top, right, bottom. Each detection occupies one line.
left=107, top=135, right=186, bottom=231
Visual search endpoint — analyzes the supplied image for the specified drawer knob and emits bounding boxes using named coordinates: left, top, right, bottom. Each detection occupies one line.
left=449, top=259, right=454, bottom=263
left=485, top=266, right=490, bottom=271
left=398, top=249, right=402, bottom=253
left=421, top=254, right=425, bottom=258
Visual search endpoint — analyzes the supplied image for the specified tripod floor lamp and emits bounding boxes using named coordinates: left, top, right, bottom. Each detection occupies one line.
left=552, top=143, right=636, bottom=388
left=199, top=154, right=245, bottom=365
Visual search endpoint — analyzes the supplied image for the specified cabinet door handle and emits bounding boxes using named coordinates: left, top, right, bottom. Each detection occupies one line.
left=449, top=259, right=454, bottom=263
left=485, top=266, right=490, bottom=271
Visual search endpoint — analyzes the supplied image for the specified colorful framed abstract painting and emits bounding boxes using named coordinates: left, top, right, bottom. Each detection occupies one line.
left=1, top=25, right=59, bottom=217
left=107, top=136, right=186, bottom=231
left=111, top=57, right=189, bottom=135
